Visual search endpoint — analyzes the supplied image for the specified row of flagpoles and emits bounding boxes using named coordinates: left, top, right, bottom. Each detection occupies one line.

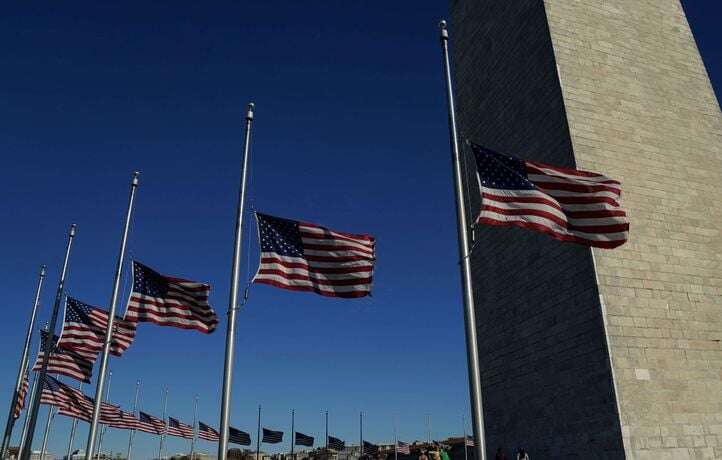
left=3, top=19, right=630, bottom=460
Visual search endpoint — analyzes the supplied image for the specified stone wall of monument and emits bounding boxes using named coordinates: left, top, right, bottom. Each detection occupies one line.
left=450, top=1, right=624, bottom=457
left=543, top=1, right=722, bottom=459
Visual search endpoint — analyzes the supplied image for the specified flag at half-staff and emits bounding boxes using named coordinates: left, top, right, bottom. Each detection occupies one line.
left=36, top=374, right=118, bottom=423
left=137, top=411, right=165, bottom=435
left=199, top=421, right=220, bottom=441
left=397, top=441, right=410, bottom=455
left=59, top=297, right=136, bottom=357
left=363, top=441, right=379, bottom=455
left=295, top=432, right=314, bottom=447
left=33, top=330, right=93, bottom=383
left=470, top=143, right=629, bottom=249
left=262, top=428, right=283, bottom=444
left=125, top=261, right=219, bottom=333
left=13, top=372, right=30, bottom=419
left=167, top=417, right=194, bottom=439
left=106, top=410, right=142, bottom=431
left=253, top=213, right=376, bottom=298
left=229, top=427, right=251, bottom=446
left=327, top=436, right=345, bottom=451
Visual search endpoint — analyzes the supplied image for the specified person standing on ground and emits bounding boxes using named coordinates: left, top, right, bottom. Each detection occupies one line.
left=516, top=448, right=529, bottom=460
left=418, top=450, right=429, bottom=460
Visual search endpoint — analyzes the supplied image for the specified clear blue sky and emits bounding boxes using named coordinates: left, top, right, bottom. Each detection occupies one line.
left=1, top=2, right=719, bottom=459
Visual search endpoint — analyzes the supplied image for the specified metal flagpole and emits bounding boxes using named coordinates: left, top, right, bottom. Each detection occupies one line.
left=462, top=414, right=468, bottom=460
left=359, top=412, right=363, bottom=458
left=17, top=371, right=37, bottom=457
left=189, top=395, right=198, bottom=460
left=290, top=409, right=295, bottom=460
left=218, top=101, right=255, bottom=460
left=255, top=405, right=261, bottom=460
left=65, top=382, right=83, bottom=460
left=0, top=265, right=46, bottom=457
left=324, top=411, right=328, bottom=449
left=439, top=19, right=487, bottom=460
left=39, top=406, right=55, bottom=460
left=20, top=223, right=77, bottom=460
left=84, top=171, right=139, bottom=460
left=158, top=387, right=168, bottom=460
left=126, top=380, right=140, bottom=460
left=95, top=371, right=113, bottom=460
left=393, top=418, right=398, bottom=460
left=426, top=415, right=430, bottom=445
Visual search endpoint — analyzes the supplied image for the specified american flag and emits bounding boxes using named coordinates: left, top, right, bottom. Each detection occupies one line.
left=167, top=416, right=194, bottom=439
left=229, top=426, right=251, bottom=446
left=106, top=410, right=142, bottom=431
left=125, top=261, right=219, bottom=334
left=254, top=213, right=376, bottom=298
left=137, top=411, right=165, bottom=435
left=397, top=441, right=410, bottom=455
left=33, top=330, right=93, bottom=383
left=37, top=374, right=118, bottom=424
left=60, top=297, right=136, bottom=358
left=198, top=421, right=220, bottom=442
left=13, top=372, right=30, bottom=419
left=363, top=441, right=379, bottom=455
left=295, top=432, right=314, bottom=447
left=327, top=436, right=345, bottom=451
left=262, top=427, right=283, bottom=444
left=472, top=144, right=629, bottom=249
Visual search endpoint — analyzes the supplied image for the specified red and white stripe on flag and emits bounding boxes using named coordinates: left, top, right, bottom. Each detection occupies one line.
left=253, top=212, right=376, bottom=298
left=472, top=144, right=629, bottom=249
left=13, top=372, right=29, bottom=419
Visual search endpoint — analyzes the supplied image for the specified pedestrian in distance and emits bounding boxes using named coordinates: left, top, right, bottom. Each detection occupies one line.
left=516, top=447, right=529, bottom=460
left=418, top=450, right=429, bottom=460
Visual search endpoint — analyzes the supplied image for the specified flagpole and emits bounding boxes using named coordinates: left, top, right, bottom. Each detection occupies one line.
left=84, top=171, right=139, bottom=460
left=255, top=405, right=261, bottom=460
left=324, top=411, right=328, bottom=450
left=189, top=395, right=198, bottom=460
left=0, top=265, right=46, bottom=458
left=65, top=382, right=83, bottom=460
left=289, top=409, right=295, bottom=460
left=20, top=223, right=77, bottom=460
left=359, top=412, right=362, bottom=457
left=462, top=414, right=468, bottom=460
left=439, top=19, right=487, bottom=460
left=159, top=387, right=168, bottom=460
left=218, top=101, right=255, bottom=460
left=126, top=380, right=140, bottom=460
left=39, top=406, right=55, bottom=460
left=17, top=371, right=37, bottom=457
left=95, top=370, right=113, bottom=460
left=393, top=418, right=398, bottom=460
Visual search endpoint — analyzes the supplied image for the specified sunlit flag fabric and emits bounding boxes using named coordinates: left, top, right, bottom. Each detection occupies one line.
left=60, top=297, right=136, bottom=358
left=253, top=213, right=376, bottom=298
left=138, top=411, right=165, bottom=435
left=262, top=428, right=284, bottom=444
left=229, top=427, right=251, bottom=446
left=125, top=261, right=219, bottom=333
left=295, top=432, right=314, bottom=447
left=107, top=410, right=142, bottom=431
left=363, top=441, right=379, bottom=455
left=13, top=372, right=29, bottom=419
left=37, top=374, right=118, bottom=423
left=39, top=374, right=71, bottom=407
left=167, top=416, right=194, bottom=439
left=328, top=436, right=345, bottom=451
left=33, top=330, right=93, bottom=383
left=471, top=144, right=629, bottom=249
left=397, top=441, right=410, bottom=455
left=198, top=421, right=220, bottom=441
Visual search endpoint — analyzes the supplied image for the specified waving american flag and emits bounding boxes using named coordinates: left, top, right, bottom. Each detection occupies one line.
left=167, top=416, right=194, bottom=439
left=198, top=421, right=220, bottom=442
left=13, top=372, right=29, bottom=419
left=33, top=330, right=93, bottom=383
left=254, top=212, right=376, bottom=298
left=125, top=261, right=218, bottom=334
left=472, top=143, right=629, bottom=248
left=60, top=297, right=136, bottom=358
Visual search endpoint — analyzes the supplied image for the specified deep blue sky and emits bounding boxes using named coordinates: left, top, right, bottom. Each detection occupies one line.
left=1, top=2, right=720, bottom=459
